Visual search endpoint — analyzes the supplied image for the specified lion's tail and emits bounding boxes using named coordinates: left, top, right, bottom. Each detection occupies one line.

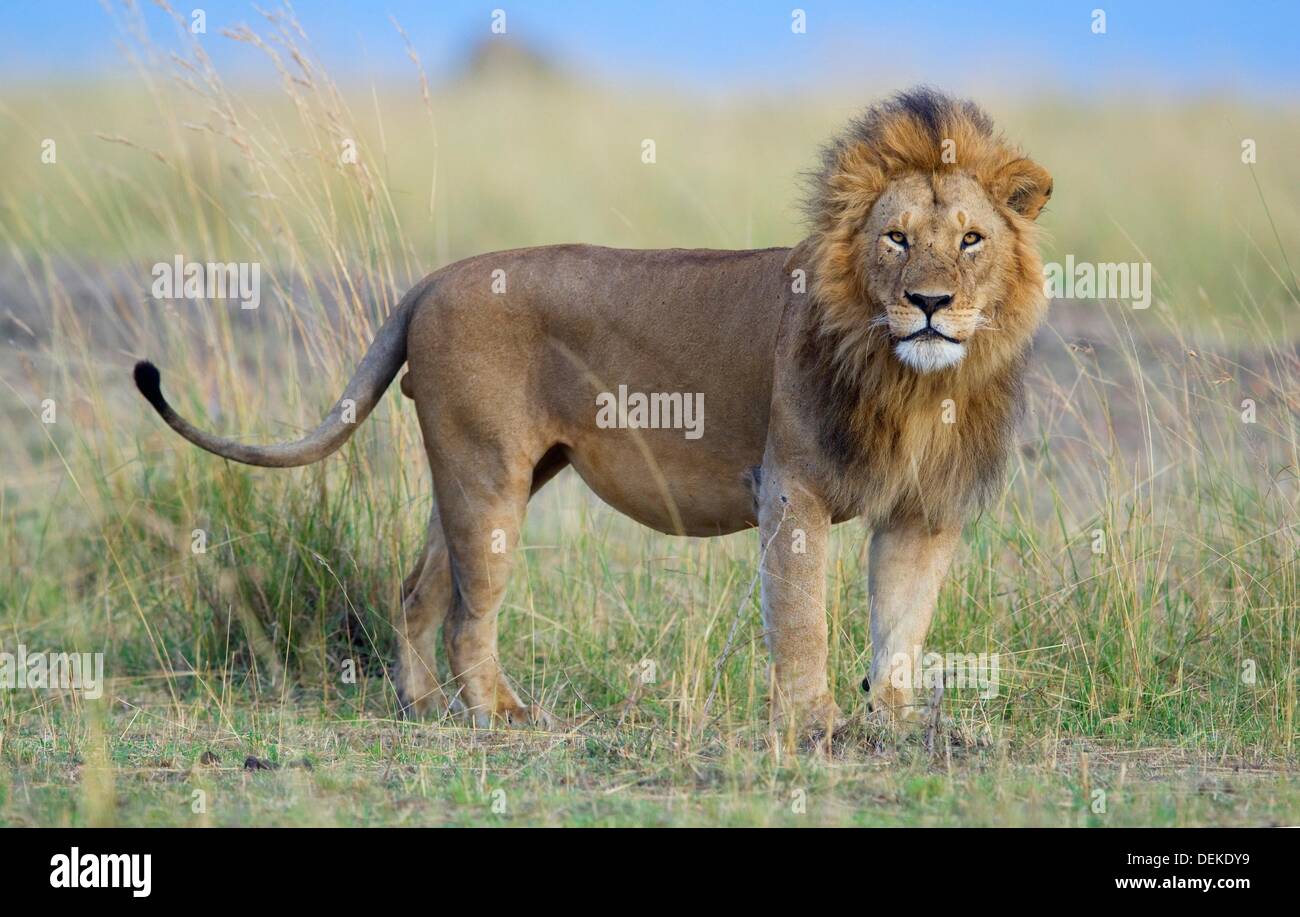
left=134, top=283, right=423, bottom=468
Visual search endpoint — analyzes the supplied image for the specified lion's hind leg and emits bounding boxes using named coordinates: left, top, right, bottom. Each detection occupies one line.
left=433, top=451, right=550, bottom=729
left=394, top=504, right=455, bottom=718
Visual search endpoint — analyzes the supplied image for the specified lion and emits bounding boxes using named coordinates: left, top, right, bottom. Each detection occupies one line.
left=134, top=88, right=1051, bottom=735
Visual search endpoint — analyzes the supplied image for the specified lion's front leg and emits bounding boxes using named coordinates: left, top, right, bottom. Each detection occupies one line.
left=866, top=520, right=960, bottom=723
left=757, top=470, right=841, bottom=738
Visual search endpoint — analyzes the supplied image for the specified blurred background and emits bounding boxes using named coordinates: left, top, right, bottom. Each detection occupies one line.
left=2, top=0, right=1297, bottom=317
left=7, top=0, right=1300, bottom=95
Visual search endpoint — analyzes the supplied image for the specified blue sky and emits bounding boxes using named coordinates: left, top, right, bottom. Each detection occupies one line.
left=3, top=1, right=1298, bottom=98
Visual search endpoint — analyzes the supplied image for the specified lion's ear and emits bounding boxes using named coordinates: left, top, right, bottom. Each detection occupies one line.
left=992, top=158, right=1053, bottom=220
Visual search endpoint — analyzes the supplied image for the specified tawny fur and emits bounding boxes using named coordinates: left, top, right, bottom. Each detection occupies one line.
left=134, top=87, right=1053, bottom=734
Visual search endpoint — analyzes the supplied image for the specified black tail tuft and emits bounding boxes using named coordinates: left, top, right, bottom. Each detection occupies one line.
left=133, top=360, right=168, bottom=413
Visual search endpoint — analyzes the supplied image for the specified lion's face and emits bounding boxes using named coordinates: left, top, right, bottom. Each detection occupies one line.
left=863, top=172, right=1014, bottom=374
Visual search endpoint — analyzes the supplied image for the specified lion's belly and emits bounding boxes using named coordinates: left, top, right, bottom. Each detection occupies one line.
left=563, top=431, right=759, bottom=537
left=557, top=379, right=771, bottom=536
left=555, top=353, right=772, bottom=536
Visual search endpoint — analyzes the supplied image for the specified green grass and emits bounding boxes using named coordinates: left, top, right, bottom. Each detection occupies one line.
left=5, top=684, right=1297, bottom=827
left=1, top=5, right=1298, bottom=826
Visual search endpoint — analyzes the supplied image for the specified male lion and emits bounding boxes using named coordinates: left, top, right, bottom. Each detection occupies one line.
left=135, top=88, right=1051, bottom=736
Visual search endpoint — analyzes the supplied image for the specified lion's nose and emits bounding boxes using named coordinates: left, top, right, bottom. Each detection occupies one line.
left=905, top=291, right=953, bottom=318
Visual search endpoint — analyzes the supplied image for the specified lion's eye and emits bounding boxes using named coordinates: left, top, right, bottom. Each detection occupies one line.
left=961, top=231, right=983, bottom=249
left=886, top=231, right=908, bottom=247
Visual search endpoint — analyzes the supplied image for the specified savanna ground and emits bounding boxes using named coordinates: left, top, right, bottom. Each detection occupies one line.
left=2, top=7, right=1299, bottom=826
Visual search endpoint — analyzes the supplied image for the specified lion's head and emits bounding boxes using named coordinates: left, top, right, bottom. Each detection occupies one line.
left=804, top=88, right=1052, bottom=378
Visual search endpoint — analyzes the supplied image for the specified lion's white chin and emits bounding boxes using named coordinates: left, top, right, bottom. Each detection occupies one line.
left=894, top=338, right=966, bottom=373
